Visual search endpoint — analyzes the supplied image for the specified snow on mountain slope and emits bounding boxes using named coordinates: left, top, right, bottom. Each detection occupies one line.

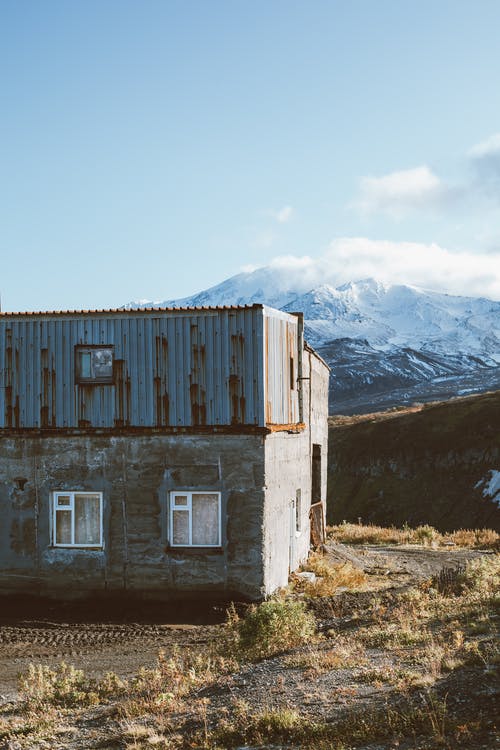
left=282, top=280, right=500, bottom=363
left=126, top=266, right=302, bottom=312
left=127, top=268, right=500, bottom=364
left=125, top=265, right=500, bottom=413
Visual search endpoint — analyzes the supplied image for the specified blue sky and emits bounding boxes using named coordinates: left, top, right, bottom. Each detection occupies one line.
left=2, top=0, right=500, bottom=311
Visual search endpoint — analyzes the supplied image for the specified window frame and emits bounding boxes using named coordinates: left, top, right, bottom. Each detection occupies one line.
left=75, top=345, right=114, bottom=385
left=169, top=491, right=222, bottom=548
left=52, top=491, right=104, bottom=549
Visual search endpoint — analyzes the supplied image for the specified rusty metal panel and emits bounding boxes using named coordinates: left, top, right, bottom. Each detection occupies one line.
left=262, top=306, right=300, bottom=425
left=0, top=306, right=285, bottom=429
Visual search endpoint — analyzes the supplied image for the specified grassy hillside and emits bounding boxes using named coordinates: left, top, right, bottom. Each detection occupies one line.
left=327, top=390, right=500, bottom=531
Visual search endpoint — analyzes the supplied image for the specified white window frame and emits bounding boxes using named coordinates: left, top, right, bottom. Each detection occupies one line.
left=169, top=491, right=222, bottom=548
left=52, top=491, right=104, bottom=548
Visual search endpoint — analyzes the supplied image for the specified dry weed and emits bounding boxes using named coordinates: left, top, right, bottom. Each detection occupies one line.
left=296, top=551, right=367, bottom=596
left=328, top=522, right=499, bottom=549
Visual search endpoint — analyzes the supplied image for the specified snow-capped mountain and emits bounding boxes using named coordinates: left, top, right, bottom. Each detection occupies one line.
left=126, top=268, right=500, bottom=414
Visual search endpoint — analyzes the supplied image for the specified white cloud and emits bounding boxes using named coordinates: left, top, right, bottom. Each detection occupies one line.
left=246, top=238, right=500, bottom=300
left=271, top=205, right=293, bottom=223
left=469, top=133, right=500, bottom=158
left=356, top=166, right=448, bottom=217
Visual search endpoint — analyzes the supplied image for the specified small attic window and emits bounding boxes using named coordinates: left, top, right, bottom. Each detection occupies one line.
left=76, top=346, right=114, bottom=384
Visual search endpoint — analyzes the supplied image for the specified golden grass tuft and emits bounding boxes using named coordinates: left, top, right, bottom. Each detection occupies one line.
left=328, top=522, right=499, bottom=549
left=295, top=551, right=367, bottom=596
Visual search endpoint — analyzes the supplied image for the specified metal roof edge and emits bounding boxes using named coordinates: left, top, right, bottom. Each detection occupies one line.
left=304, top=341, right=331, bottom=371
left=0, top=303, right=266, bottom=318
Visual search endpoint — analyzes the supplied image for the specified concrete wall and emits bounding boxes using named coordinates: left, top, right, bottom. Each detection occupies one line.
left=0, top=433, right=267, bottom=601
left=262, top=348, right=330, bottom=594
left=308, top=347, right=330, bottom=506
left=262, top=429, right=311, bottom=594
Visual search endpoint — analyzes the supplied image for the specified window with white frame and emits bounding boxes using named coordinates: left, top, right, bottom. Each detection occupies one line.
left=169, top=492, right=221, bottom=547
left=52, top=492, right=103, bottom=548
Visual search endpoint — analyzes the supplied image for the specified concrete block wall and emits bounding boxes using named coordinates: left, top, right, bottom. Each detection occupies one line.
left=0, top=433, right=267, bottom=601
left=262, top=348, right=330, bottom=594
left=262, top=430, right=311, bottom=594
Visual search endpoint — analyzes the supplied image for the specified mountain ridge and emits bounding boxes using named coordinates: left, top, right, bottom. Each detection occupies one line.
left=125, top=265, right=500, bottom=413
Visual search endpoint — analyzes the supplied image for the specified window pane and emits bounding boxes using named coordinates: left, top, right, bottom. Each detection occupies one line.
left=192, top=494, right=219, bottom=546
left=74, top=494, right=101, bottom=545
left=173, top=495, right=188, bottom=506
left=79, top=352, right=92, bottom=379
left=172, top=510, right=189, bottom=545
left=57, top=495, right=71, bottom=506
left=92, top=349, right=113, bottom=379
left=295, top=489, right=301, bottom=532
left=56, top=510, right=72, bottom=545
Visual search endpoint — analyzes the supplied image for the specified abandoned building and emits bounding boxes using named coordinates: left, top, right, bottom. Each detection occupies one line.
left=0, top=304, right=329, bottom=601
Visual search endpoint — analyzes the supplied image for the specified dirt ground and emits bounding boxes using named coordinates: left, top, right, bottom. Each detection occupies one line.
left=0, top=543, right=497, bottom=749
left=0, top=544, right=489, bottom=702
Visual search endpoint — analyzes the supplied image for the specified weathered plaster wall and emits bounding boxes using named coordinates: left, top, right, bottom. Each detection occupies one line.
left=262, top=349, right=330, bottom=594
left=309, top=348, right=330, bottom=505
left=0, top=433, right=266, bottom=600
left=262, top=430, right=311, bottom=594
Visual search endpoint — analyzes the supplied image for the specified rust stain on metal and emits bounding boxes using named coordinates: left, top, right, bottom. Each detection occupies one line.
left=51, top=365, right=56, bottom=427
left=114, top=359, right=126, bottom=426
left=229, top=332, right=245, bottom=425
left=264, top=317, right=271, bottom=424
left=265, top=422, right=306, bottom=433
left=5, top=329, right=13, bottom=428
left=189, top=325, right=207, bottom=426
left=40, top=348, right=49, bottom=428
left=310, top=501, right=325, bottom=546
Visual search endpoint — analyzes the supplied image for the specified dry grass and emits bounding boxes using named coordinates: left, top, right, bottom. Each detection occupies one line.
left=294, top=551, right=367, bottom=596
left=121, top=646, right=235, bottom=717
left=3, top=539, right=498, bottom=750
left=328, top=522, right=499, bottom=549
left=284, top=638, right=368, bottom=676
left=447, top=527, right=500, bottom=549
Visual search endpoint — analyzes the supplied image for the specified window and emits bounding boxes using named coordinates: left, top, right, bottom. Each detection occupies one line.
left=295, top=489, right=302, bottom=533
left=52, top=491, right=103, bottom=548
left=312, top=444, right=322, bottom=504
left=75, top=346, right=114, bottom=384
left=170, top=492, right=221, bottom=547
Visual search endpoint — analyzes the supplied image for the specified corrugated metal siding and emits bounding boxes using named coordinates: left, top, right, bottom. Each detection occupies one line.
left=0, top=307, right=273, bottom=429
left=263, top=307, right=300, bottom=424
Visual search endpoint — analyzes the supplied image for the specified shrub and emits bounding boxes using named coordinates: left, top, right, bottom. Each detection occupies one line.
left=225, top=599, right=316, bottom=661
left=18, top=662, right=127, bottom=709
left=458, top=556, right=500, bottom=599
left=414, top=524, right=439, bottom=545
